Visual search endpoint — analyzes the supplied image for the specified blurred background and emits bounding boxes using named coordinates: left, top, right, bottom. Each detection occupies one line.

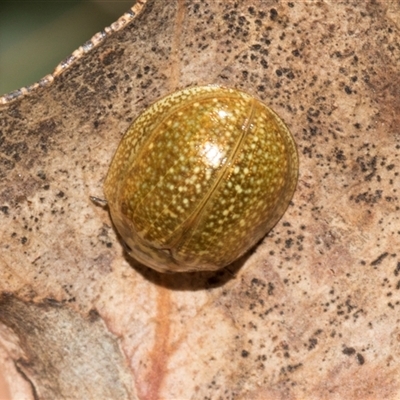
left=0, top=0, right=133, bottom=96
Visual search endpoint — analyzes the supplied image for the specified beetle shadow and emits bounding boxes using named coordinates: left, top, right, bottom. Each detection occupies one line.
left=94, top=200, right=253, bottom=291
left=123, top=250, right=251, bottom=291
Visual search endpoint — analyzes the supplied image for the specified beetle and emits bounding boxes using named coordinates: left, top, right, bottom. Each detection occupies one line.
left=104, top=85, right=298, bottom=272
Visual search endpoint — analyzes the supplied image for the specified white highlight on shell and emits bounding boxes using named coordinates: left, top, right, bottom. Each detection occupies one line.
left=201, top=142, right=225, bottom=168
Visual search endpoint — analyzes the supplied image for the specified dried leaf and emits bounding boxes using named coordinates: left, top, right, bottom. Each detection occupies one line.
left=1, top=0, right=400, bottom=398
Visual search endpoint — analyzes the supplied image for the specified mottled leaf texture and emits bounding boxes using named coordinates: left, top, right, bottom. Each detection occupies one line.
left=1, top=1, right=400, bottom=399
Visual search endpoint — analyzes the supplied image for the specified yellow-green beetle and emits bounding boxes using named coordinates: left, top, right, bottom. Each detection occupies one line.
left=104, top=85, right=298, bottom=272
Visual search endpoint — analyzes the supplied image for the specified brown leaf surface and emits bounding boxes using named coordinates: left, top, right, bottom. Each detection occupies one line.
left=1, top=0, right=400, bottom=399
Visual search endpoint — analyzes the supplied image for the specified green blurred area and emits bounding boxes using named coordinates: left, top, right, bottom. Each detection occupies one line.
left=0, top=1, right=133, bottom=96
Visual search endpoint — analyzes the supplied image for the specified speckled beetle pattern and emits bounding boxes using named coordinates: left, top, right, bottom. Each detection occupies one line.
left=104, top=85, right=298, bottom=272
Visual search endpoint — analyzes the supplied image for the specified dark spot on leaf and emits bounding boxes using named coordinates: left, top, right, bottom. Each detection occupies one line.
left=342, top=346, right=356, bottom=356
left=270, top=8, right=278, bottom=21
left=370, top=252, right=389, bottom=266
left=356, top=353, right=365, bottom=365
left=344, top=85, right=352, bottom=94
